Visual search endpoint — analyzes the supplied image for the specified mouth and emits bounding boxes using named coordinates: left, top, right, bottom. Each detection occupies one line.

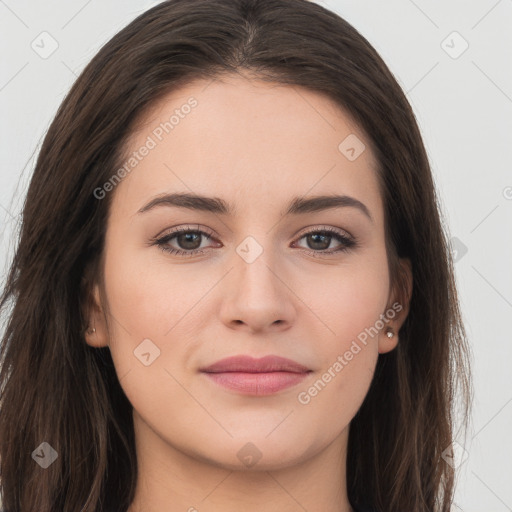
left=199, top=355, right=312, bottom=396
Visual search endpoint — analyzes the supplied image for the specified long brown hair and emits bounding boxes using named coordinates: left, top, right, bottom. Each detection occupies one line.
left=0, top=1, right=472, bottom=510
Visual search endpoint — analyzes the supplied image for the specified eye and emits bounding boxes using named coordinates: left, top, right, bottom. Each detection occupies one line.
left=150, top=224, right=357, bottom=257
left=150, top=224, right=219, bottom=257
left=292, top=226, right=357, bottom=257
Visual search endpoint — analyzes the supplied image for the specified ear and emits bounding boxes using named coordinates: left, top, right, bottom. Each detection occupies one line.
left=378, top=257, right=413, bottom=354
left=82, top=280, right=110, bottom=348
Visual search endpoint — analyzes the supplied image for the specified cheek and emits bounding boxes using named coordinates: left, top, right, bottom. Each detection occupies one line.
left=104, top=239, right=204, bottom=339
left=101, top=238, right=226, bottom=406
left=302, top=258, right=390, bottom=347
left=298, top=256, right=388, bottom=403
left=101, top=246, right=198, bottom=422
left=295, top=266, right=387, bottom=427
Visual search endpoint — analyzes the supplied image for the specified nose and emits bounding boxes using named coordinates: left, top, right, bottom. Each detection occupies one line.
left=219, top=249, right=297, bottom=334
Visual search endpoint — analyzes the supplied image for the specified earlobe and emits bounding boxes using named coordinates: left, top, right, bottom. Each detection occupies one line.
left=378, top=326, right=399, bottom=354
left=84, top=325, right=100, bottom=347
left=83, top=283, right=110, bottom=348
left=378, top=257, right=413, bottom=354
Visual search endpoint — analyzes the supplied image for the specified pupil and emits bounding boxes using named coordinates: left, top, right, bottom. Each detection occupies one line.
left=309, top=233, right=329, bottom=250
left=179, top=232, right=201, bottom=249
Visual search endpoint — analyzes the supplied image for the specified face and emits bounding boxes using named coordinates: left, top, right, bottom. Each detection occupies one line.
left=86, top=74, right=410, bottom=472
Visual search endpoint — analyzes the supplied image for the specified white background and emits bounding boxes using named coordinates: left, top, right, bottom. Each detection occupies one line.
left=1, top=1, right=511, bottom=510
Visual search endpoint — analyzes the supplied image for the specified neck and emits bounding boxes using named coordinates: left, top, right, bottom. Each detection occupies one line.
left=127, top=410, right=354, bottom=512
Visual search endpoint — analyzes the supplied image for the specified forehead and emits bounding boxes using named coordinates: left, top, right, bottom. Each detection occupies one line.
left=111, top=74, right=383, bottom=223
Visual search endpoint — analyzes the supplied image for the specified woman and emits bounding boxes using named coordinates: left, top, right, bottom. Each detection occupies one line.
left=0, top=0, right=472, bottom=510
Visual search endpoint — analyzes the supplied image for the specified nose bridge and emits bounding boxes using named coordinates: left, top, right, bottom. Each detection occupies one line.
left=219, top=231, right=296, bottom=332
left=234, top=233, right=282, bottom=302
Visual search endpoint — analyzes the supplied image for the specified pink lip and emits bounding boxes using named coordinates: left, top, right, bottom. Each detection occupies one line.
left=200, top=355, right=312, bottom=396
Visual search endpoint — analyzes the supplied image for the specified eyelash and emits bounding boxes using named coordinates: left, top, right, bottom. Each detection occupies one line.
left=150, top=224, right=358, bottom=258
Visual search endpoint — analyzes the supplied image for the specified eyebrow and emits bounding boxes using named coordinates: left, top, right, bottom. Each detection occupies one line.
left=138, top=192, right=373, bottom=222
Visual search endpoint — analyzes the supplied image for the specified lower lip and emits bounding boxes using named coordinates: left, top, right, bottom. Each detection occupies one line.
left=201, top=371, right=310, bottom=396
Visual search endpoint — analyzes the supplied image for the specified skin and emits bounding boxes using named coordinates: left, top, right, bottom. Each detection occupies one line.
left=85, top=73, right=412, bottom=512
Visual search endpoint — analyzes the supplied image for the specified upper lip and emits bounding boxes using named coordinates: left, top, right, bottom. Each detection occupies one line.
left=200, top=355, right=311, bottom=373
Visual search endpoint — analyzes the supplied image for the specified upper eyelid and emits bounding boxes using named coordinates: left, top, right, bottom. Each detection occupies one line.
left=294, top=225, right=353, bottom=239
left=158, top=224, right=215, bottom=237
